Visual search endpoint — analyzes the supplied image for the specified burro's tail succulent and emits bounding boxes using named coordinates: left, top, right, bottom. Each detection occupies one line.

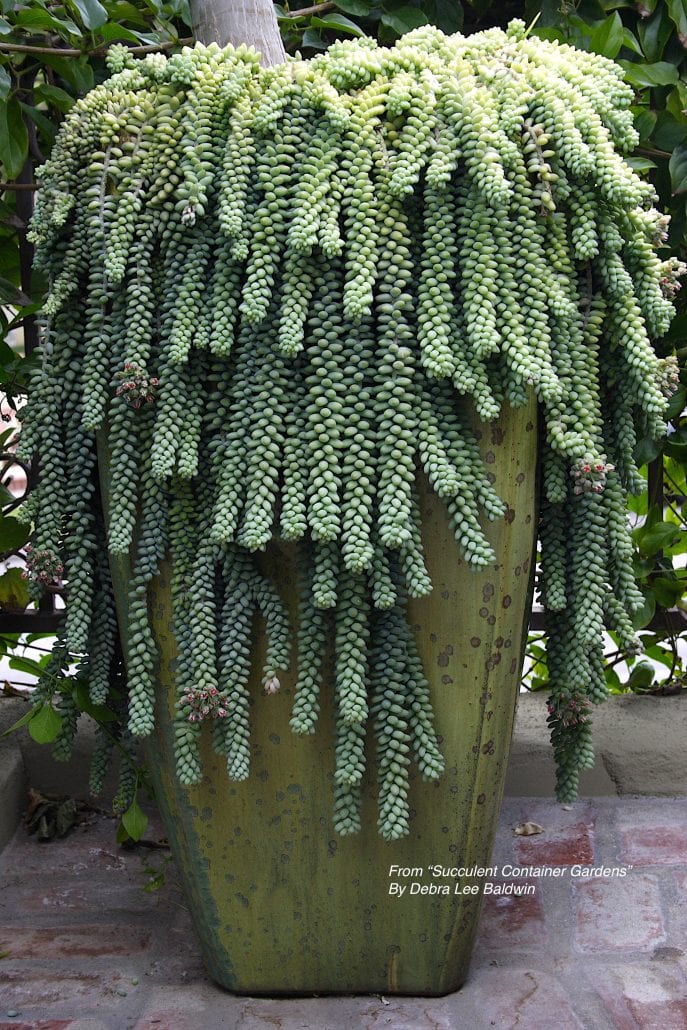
left=21, top=20, right=683, bottom=837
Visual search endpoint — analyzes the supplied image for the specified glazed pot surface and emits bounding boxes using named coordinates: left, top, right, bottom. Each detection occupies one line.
left=100, top=398, right=537, bottom=996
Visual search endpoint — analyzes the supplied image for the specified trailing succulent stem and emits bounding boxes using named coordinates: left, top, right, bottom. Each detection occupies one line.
left=23, top=22, right=681, bottom=831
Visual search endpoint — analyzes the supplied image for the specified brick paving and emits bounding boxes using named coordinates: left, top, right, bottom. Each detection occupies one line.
left=0, top=797, right=686, bottom=1029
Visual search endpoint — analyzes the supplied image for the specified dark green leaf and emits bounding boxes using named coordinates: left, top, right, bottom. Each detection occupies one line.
left=301, top=28, right=327, bottom=49
left=28, top=704, right=63, bottom=744
left=14, top=7, right=80, bottom=34
left=653, top=111, right=687, bottom=152
left=631, top=591, right=655, bottom=629
left=67, top=0, right=108, bottom=30
left=332, top=0, right=372, bottom=15
left=638, top=6, right=674, bottom=63
left=9, top=655, right=50, bottom=677
left=633, top=107, right=657, bottom=141
left=35, top=84, right=75, bottom=114
left=638, top=520, right=682, bottom=556
left=634, top=435, right=662, bottom=466
left=621, top=28, right=644, bottom=58
left=0, top=98, right=28, bottom=181
left=625, top=156, right=657, bottom=172
left=19, top=103, right=57, bottom=146
left=311, top=13, right=365, bottom=35
left=666, top=385, right=687, bottom=421
left=628, top=661, right=655, bottom=691
left=0, top=276, right=30, bottom=306
left=0, top=515, right=29, bottom=553
left=664, top=438, right=687, bottom=461
left=381, top=8, right=429, bottom=35
left=41, top=54, right=94, bottom=94
left=666, top=0, right=687, bottom=47
left=75, top=681, right=118, bottom=722
left=94, top=21, right=142, bottom=44
left=122, top=799, right=148, bottom=842
left=423, top=0, right=464, bottom=33
left=618, top=60, right=680, bottom=88
left=652, top=575, right=686, bottom=607
left=666, top=82, right=687, bottom=121
left=670, top=143, right=687, bottom=196
left=644, top=644, right=675, bottom=669
left=0, top=65, right=9, bottom=101
left=590, top=12, right=623, bottom=58
left=0, top=567, right=29, bottom=612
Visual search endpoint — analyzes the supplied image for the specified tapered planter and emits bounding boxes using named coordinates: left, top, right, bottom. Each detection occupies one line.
left=99, top=396, right=538, bottom=996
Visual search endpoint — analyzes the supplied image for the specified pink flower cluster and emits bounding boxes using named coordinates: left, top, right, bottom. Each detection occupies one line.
left=182, top=686, right=229, bottom=723
left=659, top=257, right=686, bottom=301
left=571, top=455, right=614, bottom=496
left=115, top=361, right=160, bottom=409
left=547, top=691, right=591, bottom=729
left=658, top=355, right=680, bottom=399
left=21, top=544, right=63, bottom=586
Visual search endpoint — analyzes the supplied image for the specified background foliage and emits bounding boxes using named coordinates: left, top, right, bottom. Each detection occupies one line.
left=0, top=0, right=685, bottom=698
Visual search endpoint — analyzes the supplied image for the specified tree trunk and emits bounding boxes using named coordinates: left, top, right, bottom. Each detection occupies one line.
left=189, top=0, right=286, bottom=65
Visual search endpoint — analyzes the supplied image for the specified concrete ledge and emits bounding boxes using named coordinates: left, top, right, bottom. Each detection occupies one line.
left=2, top=692, right=686, bottom=851
left=0, top=699, right=28, bottom=853
left=505, top=692, right=687, bottom=797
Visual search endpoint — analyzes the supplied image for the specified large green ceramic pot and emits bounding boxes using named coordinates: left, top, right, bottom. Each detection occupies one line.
left=99, top=396, right=537, bottom=996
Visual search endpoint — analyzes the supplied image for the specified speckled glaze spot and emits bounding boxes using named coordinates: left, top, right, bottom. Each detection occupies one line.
left=523, top=557, right=531, bottom=572
left=486, top=472, right=497, bottom=485
left=485, top=450, right=496, bottom=464
left=430, top=632, right=437, bottom=642
left=514, top=565, right=522, bottom=576
left=437, top=652, right=449, bottom=667
left=495, top=636, right=504, bottom=648
left=516, top=472, right=526, bottom=485
left=491, top=426, right=505, bottom=445
left=487, top=615, right=496, bottom=626
left=446, top=645, right=454, bottom=655
left=503, top=595, right=512, bottom=608
left=441, top=675, right=454, bottom=684
left=510, top=658, right=517, bottom=674
left=483, top=583, right=494, bottom=601
left=476, top=793, right=486, bottom=805
left=479, top=606, right=489, bottom=618
left=269, top=733, right=280, bottom=745
left=482, top=740, right=495, bottom=755
left=526, top=420, right=534, bottom=431
left=504, top=506, right=515, bottom=525
left=470, top=636, right=481, bottom=648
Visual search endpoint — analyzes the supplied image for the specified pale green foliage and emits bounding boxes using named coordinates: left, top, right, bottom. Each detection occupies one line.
left=23, top=21, right=680, bottom=831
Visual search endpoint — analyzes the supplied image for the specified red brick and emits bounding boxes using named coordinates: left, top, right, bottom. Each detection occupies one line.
left=460, top=969, right=583, bottom=1028
left=0, top=925, right=150, bottom=959
left=476, top=881, right=548, bottom=949
left=4, top=883, right=149, bottom=915
left=589, top=964, right=687, bottom=1030
left=0, top=970, right=113, bottom=1007
left=617, top=825, right=687, bottom=867
left=573, top=874, right=665, bottom=953
left=0, top=1024, right=74, bottom=1030
left=514, top=821, right=594, bottom=866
